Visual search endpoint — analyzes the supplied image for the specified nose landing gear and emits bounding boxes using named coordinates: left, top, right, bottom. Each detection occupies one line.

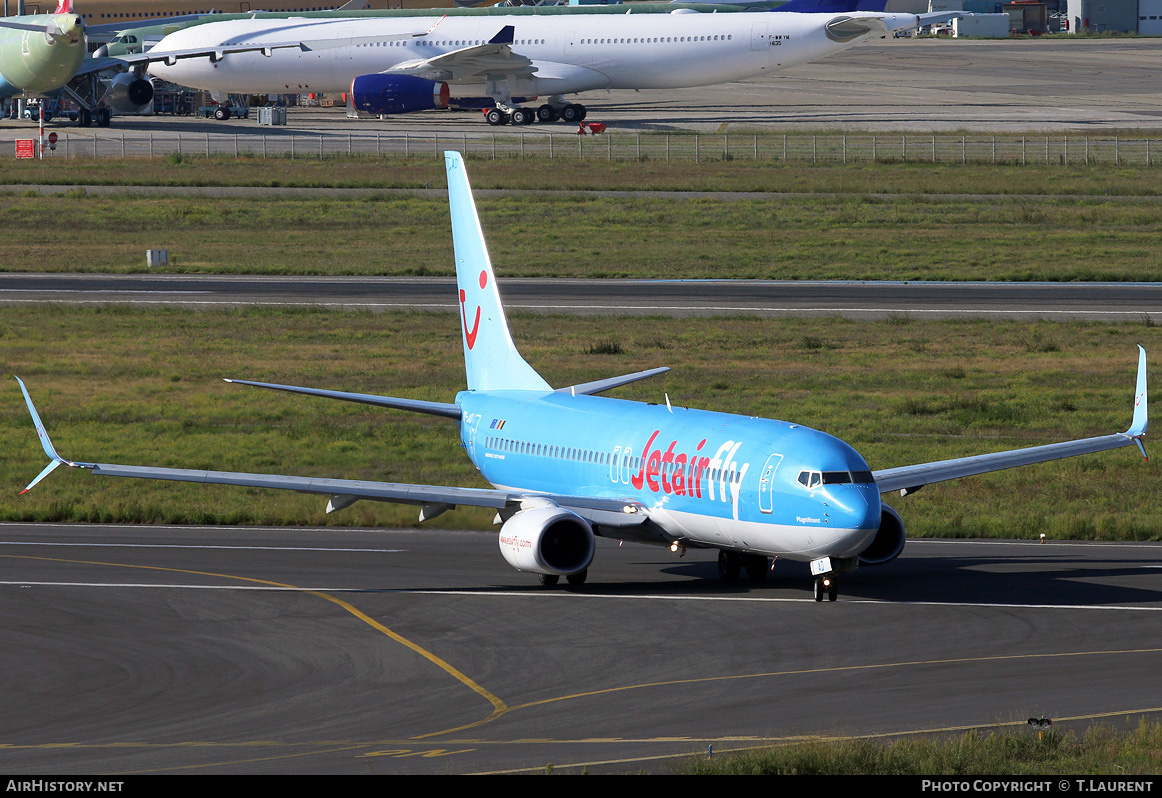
left=813, top=575, right=838, bottom=602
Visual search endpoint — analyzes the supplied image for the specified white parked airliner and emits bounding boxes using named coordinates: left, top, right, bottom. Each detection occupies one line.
left=143, top=10, right=937, bottom=124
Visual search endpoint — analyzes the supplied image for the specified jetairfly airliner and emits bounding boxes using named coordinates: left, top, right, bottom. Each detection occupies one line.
left=141, top=7, right=940, bottom=124
left=18, top=152, right=1149, bottom=600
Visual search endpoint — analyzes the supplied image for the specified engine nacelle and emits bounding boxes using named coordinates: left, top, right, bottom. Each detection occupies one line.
left=105, top=72, right=154, bottom=114
left=350, top=75, right=449, bottom=115
left=858, top=503, right=906, bottom=566
left=498, top=506, right=595, bottom=576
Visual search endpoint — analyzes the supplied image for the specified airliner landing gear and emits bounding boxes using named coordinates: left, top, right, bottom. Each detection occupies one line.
left=509, top=107, right=536, bottom=126
left=560, top=103, right=586, bottom=123
left=813, top=575, right=837, bottom=602
left=483, top=100, right=586, bottom=126
left=717, top=550, right=740, bottom=582
left=566, top=568, right=587, bottom=586
left=540, top=574, right=559, bottom=586
left=743, top=554, right=770, bottom=583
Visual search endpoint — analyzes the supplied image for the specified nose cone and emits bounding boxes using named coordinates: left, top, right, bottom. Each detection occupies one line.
left=829, top=484, right=881, bottom=557
left=54, top=13, right=83, bottom=42
left=15, top=14, right=85, bottom=93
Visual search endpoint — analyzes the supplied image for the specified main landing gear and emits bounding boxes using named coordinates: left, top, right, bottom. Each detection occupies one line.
left=813, top=575, right=838, bottom=602
left=484, top=102, right=587, bottom=127
left=717, top=551, right=770, bottom=584
left=538, top=568, right=587, bottom=587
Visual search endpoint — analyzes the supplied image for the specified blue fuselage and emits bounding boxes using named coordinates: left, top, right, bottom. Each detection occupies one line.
left=457, top=389, right=881, bottom=561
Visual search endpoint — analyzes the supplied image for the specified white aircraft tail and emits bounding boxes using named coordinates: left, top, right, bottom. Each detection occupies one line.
left=444, top=151, right=550, bottom=393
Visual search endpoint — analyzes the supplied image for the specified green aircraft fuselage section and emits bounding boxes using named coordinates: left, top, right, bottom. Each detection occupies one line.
left=0, top=13, right=85, bottom=94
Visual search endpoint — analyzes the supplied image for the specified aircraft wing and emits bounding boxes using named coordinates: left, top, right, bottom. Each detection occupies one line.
left=873, top=346, right=1149, bottom=495
left=384, top=25, right=536, bottom=83
left=15, top=377, right=648, bottom=530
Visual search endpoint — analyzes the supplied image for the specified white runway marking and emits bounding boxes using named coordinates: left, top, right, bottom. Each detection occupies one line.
left=3, top=580, right=1161, bottom=612
left=0, top=541, right=402, bottom=553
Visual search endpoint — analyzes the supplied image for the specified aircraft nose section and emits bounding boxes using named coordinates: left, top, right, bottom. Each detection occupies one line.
left=829, top=486, right=881, bottom=557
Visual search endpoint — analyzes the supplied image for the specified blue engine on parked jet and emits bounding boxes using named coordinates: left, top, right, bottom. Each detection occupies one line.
left=350, top=75, right=449, bottom=115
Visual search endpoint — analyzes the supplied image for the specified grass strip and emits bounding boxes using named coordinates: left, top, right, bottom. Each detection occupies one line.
left=3, top=155, right=1162, bottom=195
left=679, top=720, right=1162, bottom=775
left=1, top=191, right=1160, bottom=281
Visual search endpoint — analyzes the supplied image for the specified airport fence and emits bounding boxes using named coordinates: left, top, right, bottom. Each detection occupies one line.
left=16, top=131, right=1162, bottom=167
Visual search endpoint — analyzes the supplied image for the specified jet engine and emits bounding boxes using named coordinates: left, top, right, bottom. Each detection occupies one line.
left=350, top=75, right=449, bottom=115
left=105, top=72, right=154, bottom=114
left=857, top=503, right=906, bottom=566
left=498, top=506, right=594, bottom=576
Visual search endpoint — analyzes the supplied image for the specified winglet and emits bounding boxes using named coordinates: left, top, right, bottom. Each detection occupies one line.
left=1126, top=345, right=1148, bottom=457
left=489, top=25, right=515, bottom=45
left=15, top=377, right=86, bottom=494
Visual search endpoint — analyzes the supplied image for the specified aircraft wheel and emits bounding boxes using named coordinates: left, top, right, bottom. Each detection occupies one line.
left=214, top=107, right=230, bottom=121
left=510, top=107, right=533, bottom=125
left=484, top=107, right=508, bottom=126
left=539, top=574, right=559, bottom=587
left=77, top=109, right=91, bottom=128
left=828, top=583, right=838, bottom=602
left=717, top=550, right=740, bottom=582
left=96, top=108, right=111, bottom=127
left=813, top=578, right=824, bottom=602
left=536, top=104, right=558, bottom=123
left=566, top=569, right=587, bottom=586
left=575, top=104, right=587, bottom=122
left=560, top=103, right=582, bottom=123
left=743, top=554, right=769, bottom=583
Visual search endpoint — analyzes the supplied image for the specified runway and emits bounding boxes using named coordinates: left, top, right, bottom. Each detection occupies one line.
left=2, top=523, right=1160, bottom=774
left=3, top=273, right=1162, bottom=321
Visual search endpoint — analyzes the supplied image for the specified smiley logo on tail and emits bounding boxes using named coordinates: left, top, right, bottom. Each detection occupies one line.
left=460, top=270, right=487, bottom=350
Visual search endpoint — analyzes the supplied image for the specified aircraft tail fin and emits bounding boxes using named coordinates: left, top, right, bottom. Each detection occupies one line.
left=53, top=0, right=73, bottom=14
left=444, top=151, right=550, bottom=393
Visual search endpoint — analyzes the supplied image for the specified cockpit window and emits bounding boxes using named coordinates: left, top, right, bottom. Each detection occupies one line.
left=800, top=469, right=875, bottom=487
left=797, top=470, right=822, bottom=488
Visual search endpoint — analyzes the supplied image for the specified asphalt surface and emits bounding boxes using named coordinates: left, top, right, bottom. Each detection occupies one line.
left=2, top=523, right=1161, bottom=774
left=4, top=273, right=1162, bottom=321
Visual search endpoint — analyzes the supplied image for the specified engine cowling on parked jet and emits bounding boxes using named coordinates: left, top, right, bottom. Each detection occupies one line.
left=498, top=506, right=595, bottom=577
left=857, top=503, right=906, bottom=566
left=105, top=72, right=154, bottom=114
left=350, top=74, right=449, bottom=116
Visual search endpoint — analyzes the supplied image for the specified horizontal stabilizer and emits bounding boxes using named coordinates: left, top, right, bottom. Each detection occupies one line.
left=558, top=367, right=671, bottom=397
left=224, top=379, right=461, bottom=419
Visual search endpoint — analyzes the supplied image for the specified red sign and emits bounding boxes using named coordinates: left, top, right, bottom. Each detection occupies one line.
left=15, top=139, right=35, bottom=159
left=47, top=132, right=58, bottom=145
